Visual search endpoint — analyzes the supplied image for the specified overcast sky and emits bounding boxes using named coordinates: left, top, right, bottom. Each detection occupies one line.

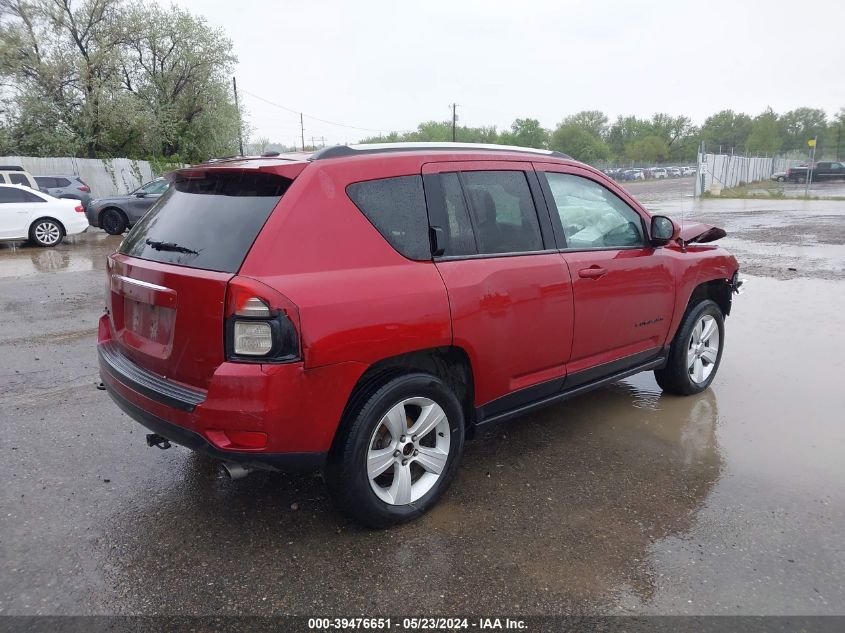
left=169, top=0, right=845, bottom=146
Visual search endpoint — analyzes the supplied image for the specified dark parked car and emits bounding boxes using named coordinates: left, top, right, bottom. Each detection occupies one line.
left=98, top=143, right=741, bottom=527
left=33, top=175, right=92, bottom=210
left=87, top=178, right=169, bottom=235
left=787, top=161, right=845, bottom=183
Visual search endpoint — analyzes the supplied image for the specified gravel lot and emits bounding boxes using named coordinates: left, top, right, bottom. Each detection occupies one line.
left=1, top=178, right=843, bottom=617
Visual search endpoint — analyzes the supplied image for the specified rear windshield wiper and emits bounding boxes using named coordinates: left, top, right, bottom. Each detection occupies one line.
left=145, top=239, right=198, bottom=255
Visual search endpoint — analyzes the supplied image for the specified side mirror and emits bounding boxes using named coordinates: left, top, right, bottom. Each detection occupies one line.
left=650, top=215, right=679, bottom=246
left=135, top=192, right=147, bottom=198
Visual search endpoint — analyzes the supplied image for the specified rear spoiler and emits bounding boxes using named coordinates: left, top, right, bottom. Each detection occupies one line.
left=167, top=161, right=308, bottom=182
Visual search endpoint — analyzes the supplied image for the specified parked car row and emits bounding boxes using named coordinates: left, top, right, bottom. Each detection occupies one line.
left=0, top=163, right=171, bottom=247
left=602, top=166, right=697, bottom=181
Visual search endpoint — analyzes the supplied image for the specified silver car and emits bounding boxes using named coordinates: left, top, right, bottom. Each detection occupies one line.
left=33, top=175, right=93, bottom=210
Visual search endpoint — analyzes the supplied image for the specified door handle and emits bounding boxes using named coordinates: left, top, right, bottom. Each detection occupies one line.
left=578, top=266, right=608, bottom=279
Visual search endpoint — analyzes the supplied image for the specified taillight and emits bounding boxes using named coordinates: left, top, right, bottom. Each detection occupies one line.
left=77, top=185, right=91, bottom=192
left=74, top=205, right=84, bottom=213
left=224, top=276, right=300, bottom=363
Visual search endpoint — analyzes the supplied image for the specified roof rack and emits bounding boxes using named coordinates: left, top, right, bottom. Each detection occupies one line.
left=0, top=165, right=25, bottom=171
left=310, top=142, right=572, bottom=161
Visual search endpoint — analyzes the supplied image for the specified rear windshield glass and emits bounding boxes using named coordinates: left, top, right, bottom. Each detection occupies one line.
left=119, top=171, right=291, bottom=273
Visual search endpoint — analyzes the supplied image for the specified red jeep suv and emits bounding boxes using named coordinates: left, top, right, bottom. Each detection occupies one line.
left=98, top=143, right=741, bottom=527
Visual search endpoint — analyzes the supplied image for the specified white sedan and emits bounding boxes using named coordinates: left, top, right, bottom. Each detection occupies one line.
left=0, top=184, right=89, bottom=247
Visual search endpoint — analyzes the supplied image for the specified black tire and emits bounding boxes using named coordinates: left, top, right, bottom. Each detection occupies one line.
left=29, top=218, right=64, bottom=247
left=100, top=208, right=128, bottom=235
left=326, top=373, right=465, bottom=528
left=776, top=176, right=786, bottom=182
left=654, top=299, right=725, bottom=395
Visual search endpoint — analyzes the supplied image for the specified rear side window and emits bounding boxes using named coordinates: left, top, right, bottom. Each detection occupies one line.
left=8, top=173, right=29, bottom=186
left=461, top=171, right=543, bottom=255
left=35, top=177, right=54, bottom=188
left=347, top=175, right=431, bottom=261
left=55, top=177, right=72, bottom=187
left=119, top=171, right=291, bottom=273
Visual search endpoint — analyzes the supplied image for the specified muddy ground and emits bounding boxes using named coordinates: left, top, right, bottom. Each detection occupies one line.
left=1, top=179, right=843, bottom=616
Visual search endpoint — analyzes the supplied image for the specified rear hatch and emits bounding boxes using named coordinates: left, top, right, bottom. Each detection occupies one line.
left=105, top=165, right=300, bottom=389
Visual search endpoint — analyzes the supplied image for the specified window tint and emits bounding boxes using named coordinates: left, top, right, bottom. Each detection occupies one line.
left=55, top=177, right=72, bottom=187
left=0, top=187, right=35, bottom=203
left=441, top=173, right=477, bottom=256
left=119, top=172, right=290, bottom=273
left=460, top=171, right=543, bottom=254
left=347, top=175, right=431, bottom=261
left=544, top=173, right=645, bottom=249
left=8, top=173, right=29, bottom=186
left=35, top=176, right=55, bottom=188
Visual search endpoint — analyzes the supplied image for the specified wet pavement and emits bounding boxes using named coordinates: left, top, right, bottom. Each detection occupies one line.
left=1, top=181, right=844, bottom=616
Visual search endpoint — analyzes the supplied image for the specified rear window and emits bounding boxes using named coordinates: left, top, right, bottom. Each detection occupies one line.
left=346, top=175, right=431, bottom=261
left=119, top=171, right=291, bottom=273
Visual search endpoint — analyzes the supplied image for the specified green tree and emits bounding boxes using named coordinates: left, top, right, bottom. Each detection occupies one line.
left=626, top=135, right=670, bottom=163
left=0, top=0, right=242, bottom=160
left=778, top=107, right=828, bottom=153
left=746, top=109, right=782, bottom=155
left=120, top=3, right=239, bottom=160
left=563, top=110, right=608, bottom=139
left=606, top=115, right=650, bottom=160
left=700, top=110, right=752, bottom=153
left=549, top=122, right=609, bottom=163
left=0, top=0, right=127, bottom=157
left=499, top=118, right=548, bottom=149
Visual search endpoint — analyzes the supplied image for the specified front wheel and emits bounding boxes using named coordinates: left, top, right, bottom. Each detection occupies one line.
left=326, top=373, right=465, bottom=528
left=654, top=299, right=724, bottom=395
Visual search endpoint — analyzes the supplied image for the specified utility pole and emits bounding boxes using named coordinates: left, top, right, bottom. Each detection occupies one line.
left=451, top=103, right=458, bottom=142
left=300, top=113, right=305, bottom=152
left=232, top=77, right=244, bottom=156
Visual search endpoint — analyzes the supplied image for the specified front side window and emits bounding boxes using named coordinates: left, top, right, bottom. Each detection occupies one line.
left=543, top=173, right=645, bottom=249
left=460, top=171, right=543, bottom=255
left=347, top=175, right=431, bottom=261
left=441, top=173, right=477, bottom=256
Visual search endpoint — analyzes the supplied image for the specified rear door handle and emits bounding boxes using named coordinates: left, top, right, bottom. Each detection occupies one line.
left=578, top=266, right=608, bottom=279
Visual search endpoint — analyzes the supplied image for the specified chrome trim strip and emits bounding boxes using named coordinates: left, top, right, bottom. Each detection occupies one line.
left=111, top=274, right=171, bottom=293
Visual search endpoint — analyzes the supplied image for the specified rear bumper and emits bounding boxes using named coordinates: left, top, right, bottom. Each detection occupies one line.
left=97, top=319, right=367, bottom=467
left=106, top=386, right=325, bottom=471
left=65, top=218, right=90, bottom=236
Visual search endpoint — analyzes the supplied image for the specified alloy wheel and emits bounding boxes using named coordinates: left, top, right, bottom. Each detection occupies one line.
left=366, top=397, right=451, bottom=506
left=687, top=314, right=720, bottom=384
left=34, top=221, right=61, bottom=246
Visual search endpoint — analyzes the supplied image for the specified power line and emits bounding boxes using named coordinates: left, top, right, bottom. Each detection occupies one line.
left=241, top=89, right=390, bottom=134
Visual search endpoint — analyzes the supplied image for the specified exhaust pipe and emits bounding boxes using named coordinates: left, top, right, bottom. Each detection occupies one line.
left=220, top=462, right=253, bottom=480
